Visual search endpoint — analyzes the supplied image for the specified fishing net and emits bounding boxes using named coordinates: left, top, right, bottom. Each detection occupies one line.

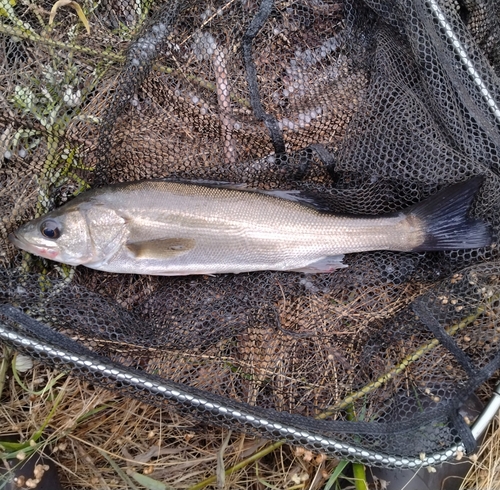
left=1, top=0, right=500, bottom=473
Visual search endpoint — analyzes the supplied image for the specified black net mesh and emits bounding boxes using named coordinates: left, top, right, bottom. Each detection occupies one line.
left=2, top=0, right=500, bottom=469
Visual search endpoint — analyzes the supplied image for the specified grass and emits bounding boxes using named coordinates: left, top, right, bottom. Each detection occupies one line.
left=461, top=412, right=500, bottom=490
left=2, top=340, right=500, bottom=489
left=0, top=357, right=352, bottom=489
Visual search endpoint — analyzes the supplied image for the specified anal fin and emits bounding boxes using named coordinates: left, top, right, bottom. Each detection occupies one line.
left=291, top=255, right=346, bottom=273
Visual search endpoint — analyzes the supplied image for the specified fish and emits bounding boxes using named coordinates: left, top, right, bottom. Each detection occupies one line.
left=9, top=177, right=492, bottom=276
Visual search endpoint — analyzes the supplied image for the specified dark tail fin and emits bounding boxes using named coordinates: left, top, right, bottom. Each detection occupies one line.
left=409, top=176, right=492, bottom=251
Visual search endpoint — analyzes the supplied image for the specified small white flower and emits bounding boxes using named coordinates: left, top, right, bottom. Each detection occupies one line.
left=63, top=87, right=82, bottom=108
left=15, top=354, right=33, bottom=373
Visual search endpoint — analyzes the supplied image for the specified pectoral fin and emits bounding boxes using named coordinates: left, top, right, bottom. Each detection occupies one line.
left=126, top=238, right=195, bottom=259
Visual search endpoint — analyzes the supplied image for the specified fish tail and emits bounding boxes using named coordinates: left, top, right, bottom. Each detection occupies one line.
left=408, top=176, right=492, bottom=251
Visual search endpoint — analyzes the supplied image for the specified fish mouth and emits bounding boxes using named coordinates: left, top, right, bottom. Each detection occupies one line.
left=9, top=231, right=60, bottom=260
left=9, top=231, right=29, bottom=250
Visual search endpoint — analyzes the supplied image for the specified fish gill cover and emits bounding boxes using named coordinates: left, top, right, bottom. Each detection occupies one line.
left=1, top=0, right=500, bottom=473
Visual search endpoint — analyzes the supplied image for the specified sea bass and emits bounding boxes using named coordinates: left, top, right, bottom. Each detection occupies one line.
left=10, top=177, right=491, bottom=276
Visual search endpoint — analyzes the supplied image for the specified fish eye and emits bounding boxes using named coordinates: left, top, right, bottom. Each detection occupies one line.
left=40, top=219, right=61, bottom=239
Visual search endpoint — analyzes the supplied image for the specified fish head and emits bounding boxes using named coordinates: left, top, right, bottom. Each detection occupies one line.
left=9, top=204, right=95, bottom=266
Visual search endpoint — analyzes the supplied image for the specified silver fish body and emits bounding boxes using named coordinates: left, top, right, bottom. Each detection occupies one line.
left=10, top=178, right=491, bottom=275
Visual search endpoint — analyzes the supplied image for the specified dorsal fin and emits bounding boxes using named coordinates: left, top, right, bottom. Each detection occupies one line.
left=153, top=178, right=334, bottom=212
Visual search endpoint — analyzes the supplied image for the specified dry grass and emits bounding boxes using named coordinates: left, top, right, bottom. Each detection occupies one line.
left=2, top=351, right=500, bottom=490
left=3, top=352, right=500, bottom=490
left=0, top=354, right=345, bottom=490
left=461, top=412, right=500, bottom=490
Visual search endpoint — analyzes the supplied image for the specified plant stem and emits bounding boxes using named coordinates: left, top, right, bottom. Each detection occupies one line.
left=97, top=449, right=141, bottom=490
left=319, top=295, right=496, bottom=417
left=0, top=23, right=124, bottom=62
left=352, top=463, right=368, bottom=490
left=0, top=345, right=12, bottom=400
left=187, top=440, right=283, bottom=490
